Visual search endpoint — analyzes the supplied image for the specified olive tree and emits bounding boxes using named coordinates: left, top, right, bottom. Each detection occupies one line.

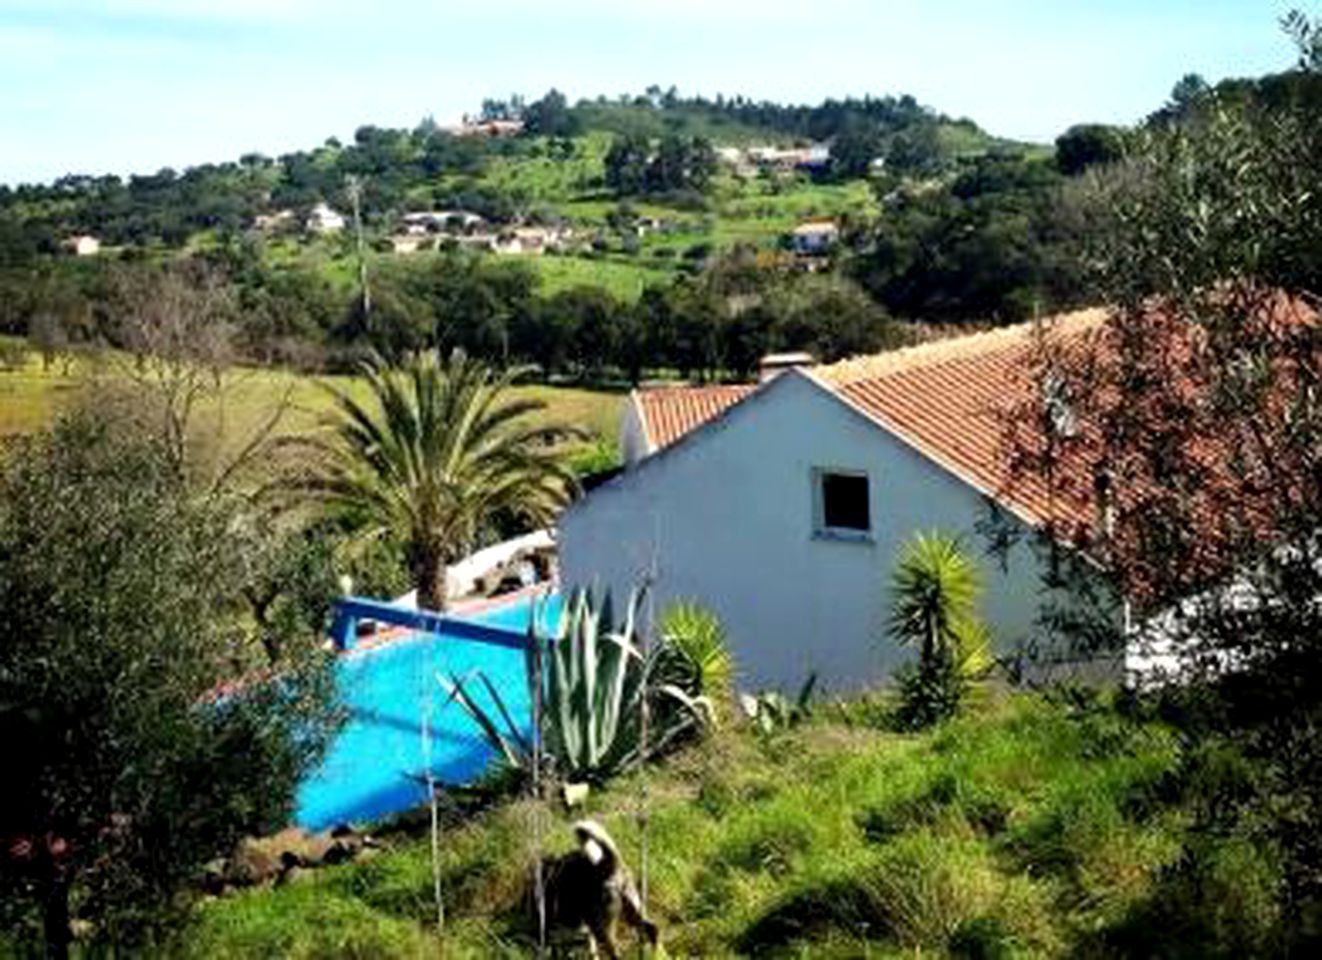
left=0, top=414, right=340, bottom=956
left=1005, top=12, right=1322, bottom=935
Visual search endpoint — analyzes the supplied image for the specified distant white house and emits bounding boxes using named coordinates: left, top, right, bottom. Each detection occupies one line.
left=390, top=234, right=429, bottom=254
left=740, top=143, right=832, bottom=173
left=559, top=311, right=1117, bottom=692
left=790, top=220, right=840, bottom=255
left=493, top=225, right=571, bottom=256
left=253, top=209, right=296, bottom=232
left=306, top=203, right=346, bottom=234
left=401, top=210, right=486, bottom=235
left=444, top=117, right=525, bottom=138
left=62, top=234, right=100, bottom=256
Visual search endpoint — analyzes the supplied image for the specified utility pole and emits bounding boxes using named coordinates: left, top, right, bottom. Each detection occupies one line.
left=346, top=174, right=371, bottom=319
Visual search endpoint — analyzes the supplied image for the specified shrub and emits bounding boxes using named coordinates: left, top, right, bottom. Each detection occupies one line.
left=656, top=600, right=735, bottom=715
left=1099, top=834, right=1284, bottom=957
left=737, top=834, right=1010, bottom=953
left=0, top=414, right=340, bottom=954
left=887, top=531, right=992, bottom=729
left=441, top=588, right=716, bottom=786
left=739, top=673, right=818, bottom=736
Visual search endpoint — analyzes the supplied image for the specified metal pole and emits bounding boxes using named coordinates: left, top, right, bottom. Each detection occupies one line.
left=346, top=174, right=371, bottom=318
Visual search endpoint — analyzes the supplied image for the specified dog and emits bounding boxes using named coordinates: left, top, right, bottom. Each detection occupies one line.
left=527, top=819, right=660, bottom=958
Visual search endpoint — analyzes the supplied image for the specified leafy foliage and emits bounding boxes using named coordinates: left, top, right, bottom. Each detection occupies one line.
left=888, top=532, right=991, bottom=729
left=852, top=149, right=1088, bottom=324
left=442, top=588, right=716, bottom=786
left=603, top=134, right=717, bottom=197
left=0, top=413, right=340, bottom=954
left=281, top=348, right=580, bottom=609
left=1007, top=13, right=1322, bottom=943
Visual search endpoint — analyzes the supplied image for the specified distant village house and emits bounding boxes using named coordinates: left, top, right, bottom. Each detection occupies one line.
left=62, top=234, right=100, bottom=256
left=789, top=219, right=840, bottom=256
left=306, top=202, right=346, bottom=234
left=400, top=210, right=486, bottom=236
left=253, top=209, right=296, bottom=233
left=444, top=116, right=525, bottom=138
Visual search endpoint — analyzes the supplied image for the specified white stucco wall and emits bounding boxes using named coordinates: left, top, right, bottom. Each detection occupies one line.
left=619, top=397, right=650, bottom=468
left=558, top=371, right=1055, bottom=693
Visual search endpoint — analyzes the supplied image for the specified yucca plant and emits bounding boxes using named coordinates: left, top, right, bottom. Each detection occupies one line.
left=656, top=600, right=736, bottom=720
left=888, top=531, right=993, bottom=728
left=440, top=587, right=714, bottom=787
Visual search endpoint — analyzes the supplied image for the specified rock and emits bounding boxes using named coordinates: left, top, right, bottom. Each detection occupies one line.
left=561, top=782, right=591, bottom=808
left=209, top=824, right=374, bottom=893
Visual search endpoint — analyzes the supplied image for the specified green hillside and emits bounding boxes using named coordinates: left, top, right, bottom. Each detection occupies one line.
left=174, top=693, right=1278, bottom=958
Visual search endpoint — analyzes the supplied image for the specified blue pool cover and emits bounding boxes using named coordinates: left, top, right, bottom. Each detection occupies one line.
left=295, top=593, right=562, bottom=830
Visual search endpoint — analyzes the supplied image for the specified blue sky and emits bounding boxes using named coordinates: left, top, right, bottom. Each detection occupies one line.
left=0, top=0, right=1303, bottom=186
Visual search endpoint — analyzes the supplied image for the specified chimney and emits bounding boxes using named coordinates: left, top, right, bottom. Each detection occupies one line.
left=758, top=352, right=816, bottom=383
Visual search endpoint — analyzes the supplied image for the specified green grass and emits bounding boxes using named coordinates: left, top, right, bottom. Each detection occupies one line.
left=0, top=342, right=622, bottom=460
left=524, top=254, right=673, bottom=301
left=238, top=134, right=888, bottom=297
left=173, top=693, right=1248, bottom=958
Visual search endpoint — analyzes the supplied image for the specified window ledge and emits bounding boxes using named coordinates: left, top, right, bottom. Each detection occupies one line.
left=812, top=529, right=875, bottom=545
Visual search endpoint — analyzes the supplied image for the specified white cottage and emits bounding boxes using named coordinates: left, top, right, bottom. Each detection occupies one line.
left=62, top=234, right=101, bottom=256
left=559, top=311, right=1114, bottom=692
left=306, top=202, right=346, bottom=234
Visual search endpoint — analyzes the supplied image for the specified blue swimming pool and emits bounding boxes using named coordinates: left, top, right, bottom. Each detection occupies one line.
left=295, top=593, right=562, bottom=830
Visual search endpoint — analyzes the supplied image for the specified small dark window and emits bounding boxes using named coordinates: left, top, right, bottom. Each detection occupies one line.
left=820, top=471, right=870, bottom=533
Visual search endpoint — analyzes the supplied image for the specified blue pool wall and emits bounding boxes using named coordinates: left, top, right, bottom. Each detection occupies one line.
left=294, top=592, right=562, bottom=830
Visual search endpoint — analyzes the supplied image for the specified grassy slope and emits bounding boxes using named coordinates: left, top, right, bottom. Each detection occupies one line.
left=178, top=694, right=1233, bottom=958
left=0, top=343, right=622, bottom=456
left=274, top=125, right=890, bottom=303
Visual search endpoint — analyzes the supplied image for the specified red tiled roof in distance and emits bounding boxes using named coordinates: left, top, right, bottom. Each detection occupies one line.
left=633, top=384, right=756, bottom=452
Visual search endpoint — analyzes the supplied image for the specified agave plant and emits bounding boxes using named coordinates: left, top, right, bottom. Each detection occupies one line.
left=440, top=587, right=714, bottom=786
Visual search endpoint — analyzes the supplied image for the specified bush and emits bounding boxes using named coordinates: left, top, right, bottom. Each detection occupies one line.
left=1099, top=835, right=1284, bottom=957
left=738, top=834, right=1021, bottom=953
left=0, top=413, right=340, bottom=954
left=656, top=601, right=735, bottom=714
left=887, top=532, right=992, bottom=729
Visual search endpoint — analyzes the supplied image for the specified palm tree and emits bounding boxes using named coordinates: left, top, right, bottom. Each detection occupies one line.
left=288, top=349, right=581, bottom=610
left=888, top=531, right=992, bottom=680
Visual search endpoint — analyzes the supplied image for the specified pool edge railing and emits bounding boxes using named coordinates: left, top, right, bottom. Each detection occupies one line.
left=330, top=595, right=534, bottom=653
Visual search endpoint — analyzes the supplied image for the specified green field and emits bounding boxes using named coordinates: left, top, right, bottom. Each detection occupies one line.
left=524, top=254, right=673, bottom=299
left=0, top=343, right=623, bottom=458
left=172, top=692, right=1261, bottom=958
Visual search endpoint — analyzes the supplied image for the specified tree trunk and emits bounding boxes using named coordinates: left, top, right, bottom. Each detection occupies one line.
left=42, top=874, right=70, bottom=960
left=416, top=544, right=448, bottom=612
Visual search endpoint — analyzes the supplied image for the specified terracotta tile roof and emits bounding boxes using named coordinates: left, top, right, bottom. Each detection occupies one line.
left=631, top=310, right=1108, bottom=527
left=825, top=310, right=1105, bottom=529
left=633, top=385, right=756, bottom=452
left=816, top=309, right=1105, bottom=387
